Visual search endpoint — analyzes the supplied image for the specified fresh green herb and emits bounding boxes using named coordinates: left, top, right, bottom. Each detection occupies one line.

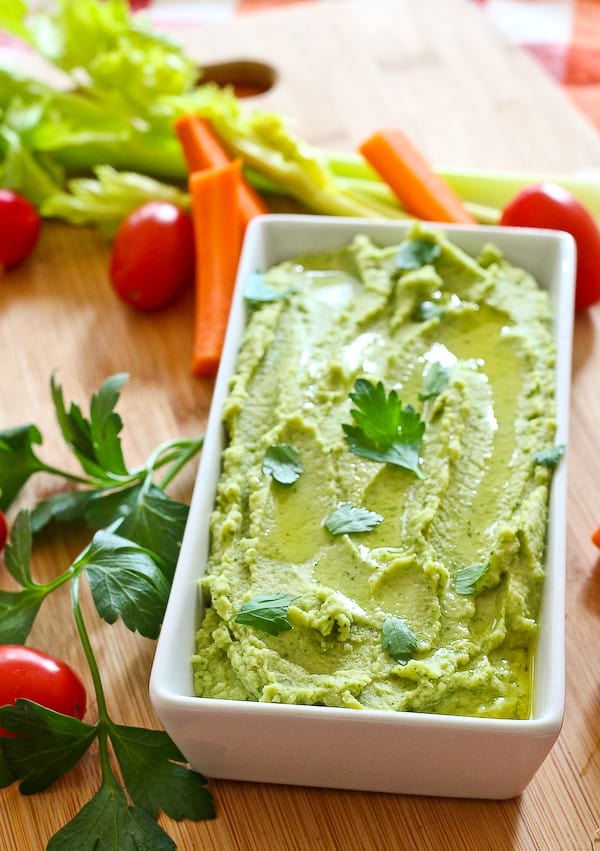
left=342, top=378, right=425, bottom=477
left=395, top=237, right=441, bottom=270
left=234, top=593, right=298, bottom=636
left=381, top=617, right=418, bottom=665
left=323, top=503, right=383, bottom=535
left=533, top=444, right=565, bottom=469
left=0, top=375, right=212, bottom=848
left=262, top=444, right=303, bottom=485
left=244, top=272, right=295, bottom=304
left=0, top=510, right=46, bottom=644
left=411, top=300, right=446, bottom=322
left=0, top=424, right=46, bottom=511
left=419, top=361, right=451, bottom=401
left=0, top=373, right=202, bottom=520
left=455, top=562, right=489, bottom=595
left=0, top=698, right=213, bottom=850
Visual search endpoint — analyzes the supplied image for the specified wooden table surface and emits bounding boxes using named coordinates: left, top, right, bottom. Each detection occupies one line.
left=2, top=1, right=600, bottom=848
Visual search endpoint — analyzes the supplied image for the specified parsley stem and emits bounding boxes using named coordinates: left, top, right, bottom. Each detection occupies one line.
left=39, top=564, right=79, bottom=594
left=30, top=437, right=204, bottom=498
left=70, top=573, right=110, bottom=722
left=157, top=437, right=204, bottom=489
left=36, top=463, right=96, bottom=486
left=70, top=572, right=117, bottom=784
left=36, top=461, right=142, bottom=490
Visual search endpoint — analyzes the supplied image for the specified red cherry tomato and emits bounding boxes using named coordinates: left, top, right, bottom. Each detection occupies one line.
left=499, top=182, right=600, bottom=311
left=0, top=645, right=87, bottom=736
left=109, top=201, right=195, bottom=311
left=0, top=511, right=7, bottom=552
left=0, top=189, right=41, bottom=271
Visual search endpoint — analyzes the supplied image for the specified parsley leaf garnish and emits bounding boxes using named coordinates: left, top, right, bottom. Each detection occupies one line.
left=30, top=489, right=100, bottom=532
left=455, top=562, right=489, bottom=595
left=323, top=503, right=383, bottom=535
left=0, top=701, right=214, bottom=848
left=0, top=511, right=46, bottom=643
left=0, top=586, right=46, bottom=645
left=108, top=724, right=214, bottom=821
left=419, top=362, right=451, bottom=401
left=79, top=530, right=170, bottom=640
left=244, top=271, right=295, bottom=304
left=395, top=237, right=441, bottom=270
left=51, top=371, right=129, bottom=479
left=533, top=444, right=565, bottom=469
left=46, top=785, right=177, bottom=851
left=262, top=444, right=303, bottom=485
left=342, top=378, right=425, bottom=477
left=381, top=617, right=418, bottom=665
left=112, top=487, right=189, bottom=583
left=235, top=593, right=298, bottom=636
left=411, top=300, right=446, bottom=322
left=0, top=743, right=16, bottom=789
left=0, top=701, right=97, bottom=794
left=0, top=424, right=46, bottom=511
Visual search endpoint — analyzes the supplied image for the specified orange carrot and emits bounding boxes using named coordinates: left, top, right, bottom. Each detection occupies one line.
left=175, top=114, right=268, bottom=230
left=189, top=159, right=243, bottom=377
left=358, top=129, right=476, bottom=225
left=592, top=526, right=600, bottom=548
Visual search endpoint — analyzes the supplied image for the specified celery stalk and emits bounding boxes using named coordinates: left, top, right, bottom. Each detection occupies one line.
left=322, top=151, right=600, bottom=221
left=439, top=168, right=600, bottom=220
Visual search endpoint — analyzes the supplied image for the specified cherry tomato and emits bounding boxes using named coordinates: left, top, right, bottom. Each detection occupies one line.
left=0, top=511, right=7, bottom=552
left=109, top=201, right=195, bottom=311
left=499, top=182, right=600, bottom=311
left=0, top=189, right=41, bottom=271
left=0, top=645, right=87, bottom=736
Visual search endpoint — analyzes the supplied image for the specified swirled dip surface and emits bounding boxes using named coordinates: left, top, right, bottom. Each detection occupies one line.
left=193, top=227, right=557, bottom=719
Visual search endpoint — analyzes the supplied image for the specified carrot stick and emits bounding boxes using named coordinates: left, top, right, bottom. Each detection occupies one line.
left=358, top=129, right=476, bottom=224
left=592, top=526, right=600, bottom=548
left=175, top=114, right=268, bottom=229
left=189, top=159, right=243, bottom=377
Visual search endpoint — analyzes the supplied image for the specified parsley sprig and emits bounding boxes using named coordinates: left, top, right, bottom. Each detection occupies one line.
left=381, top=616, right=418, bottom=665
left=234, top=593, right=298, bottom=636
left=342, top=378, right=425, bottom=477
left=323, top=503, right=383, bottom=535
left=262, top=444, right=303, bottom=485
left=0, top=375, right=213, bottom=848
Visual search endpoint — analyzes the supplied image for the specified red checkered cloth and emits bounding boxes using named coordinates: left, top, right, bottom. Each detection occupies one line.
left=475, top=0, right=600, bottom=130
left=135, top=0, right=600, bottom=132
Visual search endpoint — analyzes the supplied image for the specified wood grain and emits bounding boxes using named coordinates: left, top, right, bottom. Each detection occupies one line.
left=1, top=1, right=600, bottom=848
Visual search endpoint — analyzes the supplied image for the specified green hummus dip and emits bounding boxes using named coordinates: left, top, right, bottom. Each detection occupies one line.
left=193, top=225, right=559, bottom=720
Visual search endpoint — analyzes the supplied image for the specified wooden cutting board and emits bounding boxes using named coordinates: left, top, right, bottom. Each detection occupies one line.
left=1, top=1, right=600, bottom=849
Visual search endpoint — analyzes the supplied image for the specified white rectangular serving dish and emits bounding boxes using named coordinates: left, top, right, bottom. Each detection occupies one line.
left=150, top=214, right=575, bottom=799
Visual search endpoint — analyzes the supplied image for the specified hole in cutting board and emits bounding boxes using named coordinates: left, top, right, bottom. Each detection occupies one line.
left=200, top=59, right=277, bottom=98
